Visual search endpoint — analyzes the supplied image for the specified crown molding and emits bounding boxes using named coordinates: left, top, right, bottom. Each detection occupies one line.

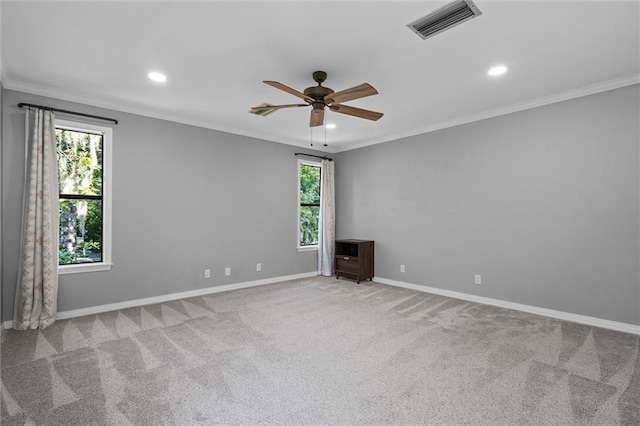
left=2, top=77, right=338, bottom=153
left=4, top=73, right=637, bottom=155
left=336, top=74, right=640, bottom=153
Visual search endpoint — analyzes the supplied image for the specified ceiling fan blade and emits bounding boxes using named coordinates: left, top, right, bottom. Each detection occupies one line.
left=251, top=103, right=308, bottom=111
left=330, top=104, right=383, bottom=121
left=310, top=109, right=325, bottom=127
left=324, top=83, right=378, bottom=105
left=264, top=81, right=314, bottom=103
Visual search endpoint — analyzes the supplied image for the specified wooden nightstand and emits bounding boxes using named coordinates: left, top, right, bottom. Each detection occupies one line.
left=335, top=239, right=374, bottom=284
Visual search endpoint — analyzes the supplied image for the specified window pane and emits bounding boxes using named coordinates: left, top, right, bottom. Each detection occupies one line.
left=300, top=206, right=319, bottom=246
left=56, top=129, right=103, bottom=196
left=300, top=165, right=320, bottom=204
left=59, top=199, right=103, bottom=265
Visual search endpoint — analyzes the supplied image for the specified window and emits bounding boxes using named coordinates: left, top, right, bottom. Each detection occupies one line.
left=298, top=160, right=322, bottom=250
left=55, top=120, right=112, bottom=274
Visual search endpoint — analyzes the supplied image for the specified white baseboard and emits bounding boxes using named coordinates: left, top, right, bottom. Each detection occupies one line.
left=374, top=277, right=640, bottom=336
left=2, top=272, right=317, bottom=330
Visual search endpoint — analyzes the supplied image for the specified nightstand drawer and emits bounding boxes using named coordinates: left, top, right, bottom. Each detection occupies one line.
left=336, top=257, right=359, bottom=273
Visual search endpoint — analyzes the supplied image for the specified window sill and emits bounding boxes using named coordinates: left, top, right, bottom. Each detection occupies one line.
left=298, top=245, right=318, bottom=252
left=59, top=262, right=113, bottom=275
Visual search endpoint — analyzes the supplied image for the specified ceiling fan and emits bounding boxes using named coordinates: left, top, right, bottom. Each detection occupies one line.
left=250, top=71, right=383, bottom=127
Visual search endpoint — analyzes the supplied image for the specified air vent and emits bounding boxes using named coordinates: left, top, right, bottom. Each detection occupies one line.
left=407, top=0, right=482, bottom=40
left=248, top=103, right=278, bottom=117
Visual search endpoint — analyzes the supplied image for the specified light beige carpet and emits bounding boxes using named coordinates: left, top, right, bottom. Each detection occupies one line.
left=1, top=276, right=639, bottom=425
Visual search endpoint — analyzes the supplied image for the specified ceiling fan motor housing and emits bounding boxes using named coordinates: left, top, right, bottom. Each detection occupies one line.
left=304, top=71, right=334, bottom=111
left=304, top=85, right=334, bottom=111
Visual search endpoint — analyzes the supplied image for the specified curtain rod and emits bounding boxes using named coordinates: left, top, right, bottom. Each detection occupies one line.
left=18, top=103, right=119, bottom=125
left=295, top=153, right=333, bottom=161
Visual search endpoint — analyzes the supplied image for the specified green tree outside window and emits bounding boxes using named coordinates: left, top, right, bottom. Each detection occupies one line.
left=299, top=164, right=321, bottom=246
left=56, top=128, right=103, bottom=265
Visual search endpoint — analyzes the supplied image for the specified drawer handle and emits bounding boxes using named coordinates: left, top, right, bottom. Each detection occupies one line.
left=343, top=256, right=350, bottom=260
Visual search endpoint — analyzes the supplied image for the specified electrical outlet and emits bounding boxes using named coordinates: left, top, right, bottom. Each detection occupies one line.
left=400, top=264, right=406, bottom=273
left=225, top=267, right=231, bottom=276
left=204, top=269, right=211, bottom=278
left=475, top=274, right=481, bottom=285
left=256, top=263, right=262, bottom=272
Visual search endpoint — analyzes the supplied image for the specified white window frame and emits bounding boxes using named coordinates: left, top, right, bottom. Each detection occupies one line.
left=56, top=119, right=113, bottom=274
left=297, top=159, right=322, bottom=252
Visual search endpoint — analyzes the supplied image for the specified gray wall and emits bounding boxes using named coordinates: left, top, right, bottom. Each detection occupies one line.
left=3, top=85, right=638, bottom=326
left=0, top=81, right=4, bottom=328
left=335, top=85, right=640, bottom=325
left=2, top=89, right=322, bottom=321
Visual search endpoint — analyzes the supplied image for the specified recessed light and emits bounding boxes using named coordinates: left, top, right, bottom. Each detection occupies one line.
left=488, top=65, right=508, bottom=76
left=326, top=123, right=336, bottom=129
left=148, top=72, right=167, bottom=83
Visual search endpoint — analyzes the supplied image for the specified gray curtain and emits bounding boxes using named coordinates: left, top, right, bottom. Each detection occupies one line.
left=13, top=109, right=59, bottom=330
left=318, top=159, right=335, bottom=276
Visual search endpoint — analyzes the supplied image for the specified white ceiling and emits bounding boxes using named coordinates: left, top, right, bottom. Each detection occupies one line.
left=1, top=1, right=639, bottom=152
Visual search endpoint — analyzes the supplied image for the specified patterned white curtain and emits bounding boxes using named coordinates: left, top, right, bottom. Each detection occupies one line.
left=13, top=109, right=59, bottom=330
left=318, top=159, right=335, bottom=276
